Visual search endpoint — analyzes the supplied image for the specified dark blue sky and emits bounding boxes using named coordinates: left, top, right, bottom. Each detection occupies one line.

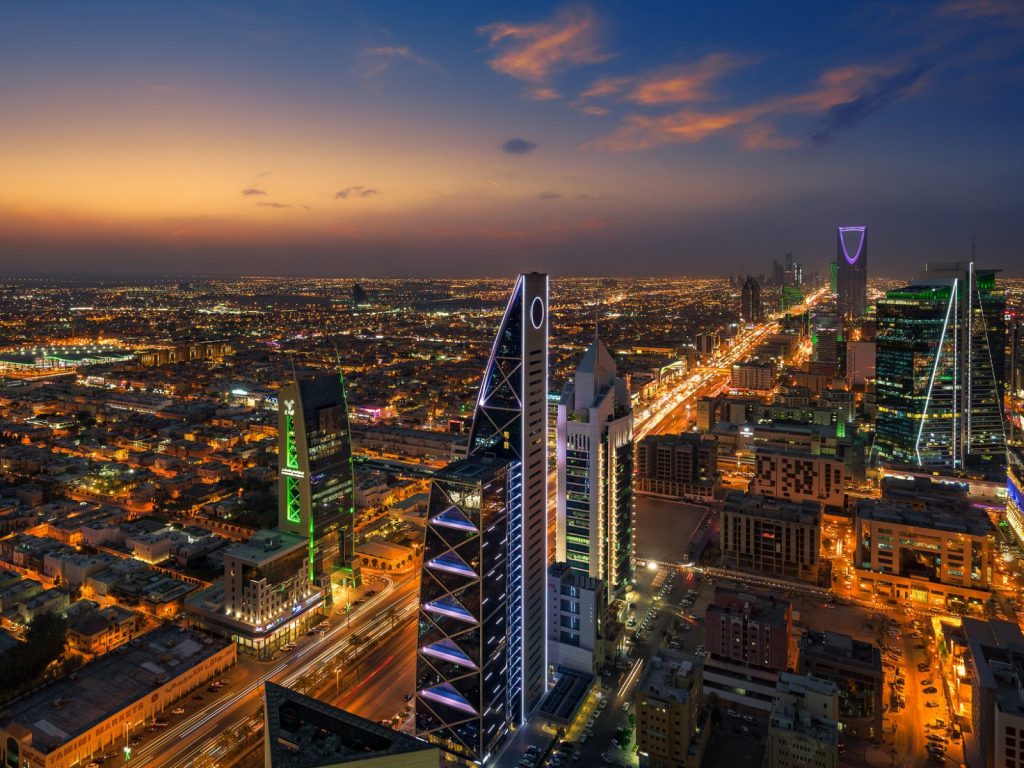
left=0, top=1, right=1021, bottom=277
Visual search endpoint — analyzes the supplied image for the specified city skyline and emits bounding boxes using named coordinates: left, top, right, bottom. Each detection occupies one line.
left=1, top=1, right=1023, bottom=277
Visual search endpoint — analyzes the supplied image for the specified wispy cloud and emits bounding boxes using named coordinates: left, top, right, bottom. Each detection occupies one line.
left=362, top=45, right=443, bottom=78
left=242, top=187, right=267, bottom=196
left=591, top=60, right=929, bottom=151
left=257, top=201, right=292, bottom=208
left=578, top=53, right=753, bottom=108
left=938, top=0, right=1024, bottom=26
left=538, top=191, right=562, bottom=200
left=502, top=138, right=538, bottom=155
left=479, top=5, right=612, bottom=96
left=335, top=186, right=379, bottom=199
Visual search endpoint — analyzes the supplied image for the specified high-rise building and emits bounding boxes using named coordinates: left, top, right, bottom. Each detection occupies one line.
left=555, top=332, right=633, bottom=598
left=874, top=263, right=1007, bottom=471
left=835, top=226, right=867, bottom=321
left=742, top=276, right=763, bottom=323
left=785, top=252, right=802, bottom=287
left=278, top=373, right=360, bottom=593
left=416, top=273, right=549, bottom=764
left=415, top=456, right=518, bottom=764
left=1007, top=448, right=1024, bottom=549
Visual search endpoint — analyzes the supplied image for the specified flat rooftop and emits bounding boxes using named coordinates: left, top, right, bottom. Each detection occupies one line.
left=0, top=625, right=231, bottom=755
left=855, top=498, right=993, bottom=537
left=264, top=682, right=436, bottom=767
left=636, top=649, right=703, bottom=705
left=224, top=529, right=307, bottom=566
left=723, top=491, right=821, bottom=524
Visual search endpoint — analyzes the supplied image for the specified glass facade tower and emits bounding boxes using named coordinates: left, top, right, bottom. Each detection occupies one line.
left=555, top=333, right=633, bottom=600
left=416, top=273, right=549, bottom=764
left=874, top=263, right=1006, bottom=471
left=277, top=373, right=360, bottom=594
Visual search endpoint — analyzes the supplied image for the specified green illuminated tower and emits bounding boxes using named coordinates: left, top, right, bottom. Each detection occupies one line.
left=278, top=373, right=360, bottom=594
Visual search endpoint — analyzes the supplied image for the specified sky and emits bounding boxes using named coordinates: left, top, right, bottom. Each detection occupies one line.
left=0, top=0, right=1022, bottom=278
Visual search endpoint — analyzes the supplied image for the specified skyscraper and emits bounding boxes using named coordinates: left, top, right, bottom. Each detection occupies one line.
left=555, top=332, right=633, bottom=600
left=741, top=276, right=763, bottom=323
left=416, top=273, right=549, bottom=764
left=836, top=226, right=868, bottom=321
left=874, top=262, right=1006, bottom=471
left=278, top=373, right=360, bottom=593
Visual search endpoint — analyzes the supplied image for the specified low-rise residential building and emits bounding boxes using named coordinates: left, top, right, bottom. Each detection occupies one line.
left=768, top=672, right=840, bottom=768
left=634, top=650, right=710, bottom=768
left=66, top=604, right=137, bottom=655
left=798, top=630, right=883, bottom=740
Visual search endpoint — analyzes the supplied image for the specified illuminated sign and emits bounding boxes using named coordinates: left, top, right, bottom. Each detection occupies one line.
left=280, top=468, right=305, bottom=479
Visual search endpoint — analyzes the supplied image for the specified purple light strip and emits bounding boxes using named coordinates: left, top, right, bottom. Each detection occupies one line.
left=423, top=600, right=476, bottom=622
left=426, top=556, right=477, bottom=578
left=421, top=644, right=478, bottom=669
left=838, top=226, right=866, bottom=265
left=419, top=686, right=478, bottom=715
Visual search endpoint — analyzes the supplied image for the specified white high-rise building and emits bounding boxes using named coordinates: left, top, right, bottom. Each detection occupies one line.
left=556, top=332, right=633, bottom=600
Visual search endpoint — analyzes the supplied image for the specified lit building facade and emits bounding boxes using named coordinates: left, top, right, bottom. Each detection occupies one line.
left=797, top=630, right=883, bottom=740
left=546, top=562, right=606, bottom=675
left=556, top=333, right=633, bottom=598
left=416, top=273, right=549, bottom=764
left=768, top=673, right=840, bottom=768
left=634, top=650, right=710, bottom=768
left=1007, top=447, right=1024, bottom=550
left=836, top=226, right=867, bottom=322
left=874, top=263, right=1006, bottom=471
left=721, top=492, right=823, bottom=585
left=853, top=498, right=995, bottom=612
left=636, top=433, right=719, bottom=501
left=752, top=449, right=845, bottom=510
left=278, top=373, right=360, bottom=592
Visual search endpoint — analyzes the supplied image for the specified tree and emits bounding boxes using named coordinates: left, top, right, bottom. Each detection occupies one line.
left=0, top=612, right=68, bottom=701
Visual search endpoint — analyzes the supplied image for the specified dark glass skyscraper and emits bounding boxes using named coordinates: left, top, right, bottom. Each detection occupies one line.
left=278, top=373, right=360, bottom=594
left=416, top=273, right=549, bottom=764
left=874, top=263, right=1006, bottom=471
left=836, top=226, right=868, bottom=321
left=741, top=276, right=763, bottom=323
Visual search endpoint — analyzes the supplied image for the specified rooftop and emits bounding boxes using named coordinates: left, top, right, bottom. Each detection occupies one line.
left=800, top=630, right=881, bottom=671
left=636, top=648, right=703, bottom=705
left=723, top=491, right=821, bottom=525
left=855, top=498, right=993, bottom=537
left=224, top=529, right=307, bottom=566
left=707, top=585, right=790, bottom=624
left=264, top=682, right=437, bottom=767
left=0, top=625, right=230, bottom=755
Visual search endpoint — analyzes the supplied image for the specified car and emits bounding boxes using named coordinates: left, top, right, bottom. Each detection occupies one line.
left=922, top=679, right=934, bottom=685
left=366, top=589, right=377, bottom=596
left=727, top=709, right=740, bottom=718
left=171, top=707, right=185, bottom=715
left=926, top=701, right=939, bottom=708
left=129, top=738, right=141, bottom=747
left=192, top=694, right=204, bottom=701
left=742, top=715, right=755, bottom=723
left=927, top=735, right=945, bottom=743
left=924, top=687, right=938, bottom=694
